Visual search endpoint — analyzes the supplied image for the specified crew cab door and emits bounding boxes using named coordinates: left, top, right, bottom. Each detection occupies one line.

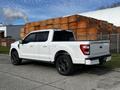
left=19, top=33, right=38, bottom=59
left=36, top=31, right=50, bottom=61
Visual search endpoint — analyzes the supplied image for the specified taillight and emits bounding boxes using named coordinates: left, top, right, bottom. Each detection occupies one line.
left=80, top=44, right=90, bottom=55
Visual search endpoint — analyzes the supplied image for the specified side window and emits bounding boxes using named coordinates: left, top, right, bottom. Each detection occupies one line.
left=53, top=31, right=75, bottom=41
left=23, top=33, right=36, bottom=44
left=36, top=31, right=49, bottom=42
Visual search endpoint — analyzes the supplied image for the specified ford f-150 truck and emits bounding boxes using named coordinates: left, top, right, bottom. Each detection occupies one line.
left=10, top=29, right=111, bottom=75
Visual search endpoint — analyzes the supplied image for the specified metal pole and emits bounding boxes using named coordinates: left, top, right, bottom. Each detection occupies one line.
left=100, top=33, right=102, bottom=40
left=117, top=33, right=119, bottom=53
left=118, top=34, right=120, bottom=53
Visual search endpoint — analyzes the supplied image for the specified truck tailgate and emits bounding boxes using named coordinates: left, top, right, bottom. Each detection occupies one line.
left=90, top=40, right=110, bottom=57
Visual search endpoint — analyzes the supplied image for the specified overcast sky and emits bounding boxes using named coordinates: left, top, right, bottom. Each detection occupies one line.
left=0, top=0, right=120, bottom=25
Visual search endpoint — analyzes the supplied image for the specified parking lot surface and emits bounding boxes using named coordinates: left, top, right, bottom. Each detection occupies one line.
left=0, top=54, right=120, bottom=90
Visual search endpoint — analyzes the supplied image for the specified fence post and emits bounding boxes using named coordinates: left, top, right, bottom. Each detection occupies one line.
left=100, top=33, right=102, bottom=40
left=117, top=33, right=120, bottom=53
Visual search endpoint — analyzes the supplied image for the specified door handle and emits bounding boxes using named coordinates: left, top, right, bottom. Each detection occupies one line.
left=43, top=45, right=47, bottom=47
left=30, top=45, right=33, bottom=47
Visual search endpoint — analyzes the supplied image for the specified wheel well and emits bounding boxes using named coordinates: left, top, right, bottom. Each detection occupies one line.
left=11, top=48, right=17, bottom=54
left=54, top=50, right=71, bottom=63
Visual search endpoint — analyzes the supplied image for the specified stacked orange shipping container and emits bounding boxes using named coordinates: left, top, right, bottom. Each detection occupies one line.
left=20, top=15, right=117, bottom=40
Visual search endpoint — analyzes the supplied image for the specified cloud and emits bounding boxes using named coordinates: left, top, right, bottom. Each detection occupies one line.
left=0, top=7, right=28, bottom=24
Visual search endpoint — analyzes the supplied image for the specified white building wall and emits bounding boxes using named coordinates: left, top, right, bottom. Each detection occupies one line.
left=79, top=7, right=120, bottom=26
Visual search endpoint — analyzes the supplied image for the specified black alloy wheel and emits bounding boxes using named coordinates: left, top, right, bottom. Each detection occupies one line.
left=11, top=50, right=22, bottom=65
left=56, top=54, right=74, bottom=75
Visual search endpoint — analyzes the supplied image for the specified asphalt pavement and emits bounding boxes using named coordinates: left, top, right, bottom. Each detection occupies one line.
left=0, top=54, right=120, bottom=90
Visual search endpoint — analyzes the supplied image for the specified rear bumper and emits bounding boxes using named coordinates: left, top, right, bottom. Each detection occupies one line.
left=85, top=54, right=111, bottom=65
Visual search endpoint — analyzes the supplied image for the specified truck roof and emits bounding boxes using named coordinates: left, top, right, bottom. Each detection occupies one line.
left=30, top=29, right=72, bottom=33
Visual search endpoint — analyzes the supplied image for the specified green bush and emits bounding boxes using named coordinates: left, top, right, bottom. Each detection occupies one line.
left=0, top=46, right=10, bottom=54
left=105, top=54, right=120, bottom=68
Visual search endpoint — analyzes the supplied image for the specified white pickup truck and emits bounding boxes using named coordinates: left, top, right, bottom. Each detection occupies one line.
left=10, top=29, right=111, bottom=75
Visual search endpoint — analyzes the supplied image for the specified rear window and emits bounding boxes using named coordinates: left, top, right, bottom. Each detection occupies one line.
left=53, top=31, right=75, bottom=41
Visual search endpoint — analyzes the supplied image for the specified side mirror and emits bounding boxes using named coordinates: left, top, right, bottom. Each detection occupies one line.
left=19, top=40, right=23, bottom=44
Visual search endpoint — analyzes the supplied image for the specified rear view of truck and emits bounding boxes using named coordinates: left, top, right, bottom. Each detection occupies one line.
left=81, top=40, right=111, bottom=65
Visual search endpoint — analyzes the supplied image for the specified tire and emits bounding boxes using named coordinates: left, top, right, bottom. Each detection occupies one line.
left=11, top=50, right=22, bottom=65
left=99, top=58, right=106, bottom=65
left=55, top=54, right=74, bottom=75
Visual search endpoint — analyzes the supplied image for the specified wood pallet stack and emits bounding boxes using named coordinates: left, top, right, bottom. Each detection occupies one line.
left=20, top=15, right=117, bottom=40
left=116, top=27, right=120, bottom=33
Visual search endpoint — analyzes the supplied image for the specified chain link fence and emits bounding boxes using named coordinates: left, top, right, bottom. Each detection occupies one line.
left=77, top=33, right=120, bottom=54
left=109, top=34, right=120, bottom=53
left=99, top=34, right=120, bottom=53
